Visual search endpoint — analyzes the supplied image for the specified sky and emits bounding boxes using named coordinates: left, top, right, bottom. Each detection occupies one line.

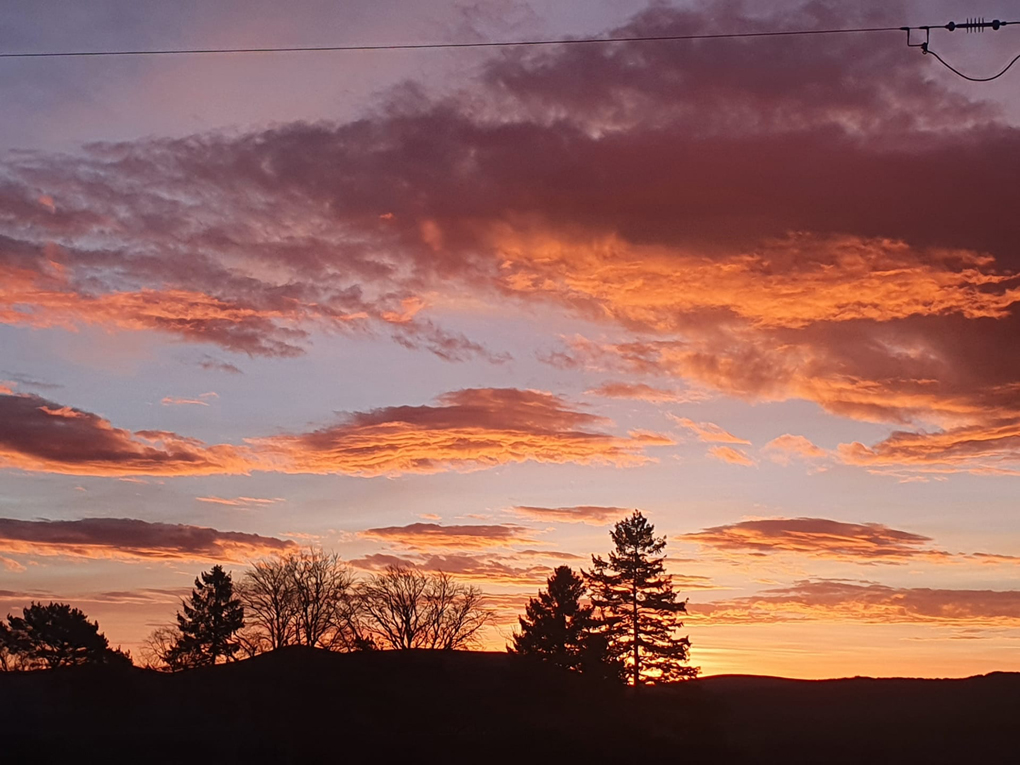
left=2, top=0, right=1020, bottom=679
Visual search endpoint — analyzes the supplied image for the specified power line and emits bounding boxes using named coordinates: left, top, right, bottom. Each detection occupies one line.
left=2, top=19, right=1016, bottom=83
left=924, top=48, right=1020, bottom=81
left=0, top=25, right=927, bottom=59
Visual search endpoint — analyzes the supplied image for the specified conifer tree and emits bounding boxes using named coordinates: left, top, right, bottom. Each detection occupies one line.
left=510, top=566, right=620, bottom=680
left=586, top=511, right=698, bottom=685
left=174, top=565, right=244, bottom=666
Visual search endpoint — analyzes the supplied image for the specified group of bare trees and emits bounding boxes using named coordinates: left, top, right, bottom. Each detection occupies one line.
left=360, top=565, right=489, bottom=650
left=237, top=549, right=367, bottom=653
left=143, top=551, right=491, bottom=670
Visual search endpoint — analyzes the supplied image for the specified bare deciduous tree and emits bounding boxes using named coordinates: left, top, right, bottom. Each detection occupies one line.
left=237, top=555, right=298, bottom=650
left=291, top=549, right=363, bottom=650
left=238, top=549, right=367, bottom=652
left=360, top=566, right=491, bottom=650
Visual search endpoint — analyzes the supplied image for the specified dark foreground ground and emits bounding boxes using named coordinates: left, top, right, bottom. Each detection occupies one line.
left=2, top=648, right=1018, bottom=764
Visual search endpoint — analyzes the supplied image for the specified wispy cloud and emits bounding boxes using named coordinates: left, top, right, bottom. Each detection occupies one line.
left=669, top=415, right=751, bottom=445
left=195, top=496, right=285, bottom=508
left=161, top=392, right=218, bottom=407
left=510, top=505, right=628, bottom=525
left=359, top=522, right=533, bottom=550
left=707, top=445, right=757, bottom=467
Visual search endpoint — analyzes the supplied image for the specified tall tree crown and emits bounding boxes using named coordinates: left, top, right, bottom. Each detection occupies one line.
left=174, top=564, right=244, bottom=666
left=586, top=511, right=698, bottom=685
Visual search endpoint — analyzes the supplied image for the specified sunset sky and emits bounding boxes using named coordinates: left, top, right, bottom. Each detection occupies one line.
left=3, top=0, right=1020, bottom=679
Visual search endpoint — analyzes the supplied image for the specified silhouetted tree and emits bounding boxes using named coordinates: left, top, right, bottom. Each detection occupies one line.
left=238, top=550, right=368, bottom=652
left=1, top=602, right=131, bottom=670
left=360, top=566, right=490, bottom=650
left=238, top=555, right=299, bottom=651
left=173, top=565, right=244, bottom=666
left=510, top=566, right=622, bottom=680
left=587, top=511, right=699, bottom=685
left=290, top=549, right=366, bottom=650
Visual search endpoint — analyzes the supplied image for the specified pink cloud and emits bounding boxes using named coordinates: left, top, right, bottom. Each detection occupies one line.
left=696, top=580, right=1020, bottom=626
left=763, top=434, right=830, bottom=464
left=670, top=415, right=750, bottom=444
left=359, top=522, right=533, bottom=550
left=510, top=505, right=628, bottom=525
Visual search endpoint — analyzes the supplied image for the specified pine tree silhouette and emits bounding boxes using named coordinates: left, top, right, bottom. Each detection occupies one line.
left=510, top=566, right=621, bottom=680
left=174, top=565, right=244, bottom=666
left=587, top=511, right=698, bottom=685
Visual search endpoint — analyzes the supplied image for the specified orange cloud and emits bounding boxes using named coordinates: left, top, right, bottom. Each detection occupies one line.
left=359, top=522, right=533, bottom=550
left=0, top=267, right=311, bottom=357
left=1, top=556, right=26, bottom=572
left=496, top=231, right=1020, bottom=333
left=695, top=580, right=1020, bottom=626
left=550, top=332, right=1020, bottom=473
left=839, top=421, right=1020, bottom=475
left=0, top=517, right=295, bottom=562
left=707, top=446, right=756, bottom=467
left=763, top=434, right=830, bottom=465
left=3, top=0, right=1019, bottom=478
left=680, top=518, right=937, bottom=562
left=510, top=505, right=628, bottom=525
left=680, top=517, right=1020, bottom=568
left=255, top=388, right=656, bottom=476
left=0, top=391, right=254, bottom=477
left=2, top=388, right=655, bottom=478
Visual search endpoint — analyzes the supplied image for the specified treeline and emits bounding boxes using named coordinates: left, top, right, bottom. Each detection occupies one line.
left=1, top=511, right=699, bottom=685
left=142, top=553, right=491, bottom=670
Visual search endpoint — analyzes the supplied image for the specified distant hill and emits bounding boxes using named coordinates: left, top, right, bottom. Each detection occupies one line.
left=1, top=648, right=1017, bottom=763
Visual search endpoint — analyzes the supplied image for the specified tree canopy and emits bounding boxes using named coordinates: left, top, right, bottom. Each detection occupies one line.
left=173, top=565, right=245, bottom=666
left=510, top=565, right=620, bottom=680
left=0, top=602, right=130, bottom=670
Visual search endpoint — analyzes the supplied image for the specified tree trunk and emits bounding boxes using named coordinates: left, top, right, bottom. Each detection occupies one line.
left=632, top=570, right=639, bottom=687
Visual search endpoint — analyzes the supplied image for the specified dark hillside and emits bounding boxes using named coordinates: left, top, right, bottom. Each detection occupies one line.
left=0, top=648, right=711, bottom=763
left=689, top=672, right=1020, bottom=763
left=1, top=649, right=1018, bottom=764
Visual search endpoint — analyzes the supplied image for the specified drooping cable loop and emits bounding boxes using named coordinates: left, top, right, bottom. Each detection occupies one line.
left=922, top=48, right=1020, bottom=81
left=904, top=18, right=1020, bottom=81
